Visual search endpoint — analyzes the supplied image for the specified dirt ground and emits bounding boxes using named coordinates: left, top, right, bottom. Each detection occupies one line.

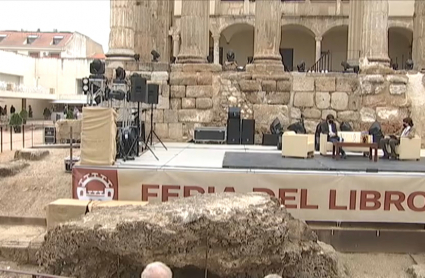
left=0, top=148, right=77, bottom=217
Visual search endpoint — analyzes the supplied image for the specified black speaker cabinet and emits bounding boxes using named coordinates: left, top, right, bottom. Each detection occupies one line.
left=147, top=84, right=159, bottom=104
left=262, top=134, right=279, bottom=146
left=227, top=118, right=241, bottom=144
left=194, top=127, right=226, bottom=143
left=228, top=107, right=241, bottom=119
left=130, top=75, right=147, bottom=103
left=241, top=119, right=255, bottom=145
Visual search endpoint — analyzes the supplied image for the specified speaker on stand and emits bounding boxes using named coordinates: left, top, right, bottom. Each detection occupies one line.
left=241, top=119, right=255, bottom=145
left=227, top=107, right=241, bottom=145
left=145, top=84, right=167, bottom=151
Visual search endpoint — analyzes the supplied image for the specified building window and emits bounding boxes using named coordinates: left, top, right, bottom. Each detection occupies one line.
left=76, top=79, right=83, bottom=95
left=52, top=36, right=64, bottom=45
left=0, top=34, right=6, bottom=43
left=26, top=35, right=38, bottom=45
left=49, top=53, right=61, bottom=58
left=29, top=52, right=40, bottom=58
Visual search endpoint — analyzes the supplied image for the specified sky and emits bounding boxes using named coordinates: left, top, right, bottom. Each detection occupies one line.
left=0, top=0, right=110, bottom=52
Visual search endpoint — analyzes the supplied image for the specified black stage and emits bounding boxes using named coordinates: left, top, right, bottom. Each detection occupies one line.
left=222, top=152, right=425, bottom=173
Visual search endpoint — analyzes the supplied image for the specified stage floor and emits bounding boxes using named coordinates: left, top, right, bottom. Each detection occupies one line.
left=116, top=142, right=425, bottom=174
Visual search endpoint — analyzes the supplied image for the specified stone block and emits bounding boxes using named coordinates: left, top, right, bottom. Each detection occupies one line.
left=253, top=104, right=289, bottom=126
left=315, top=77, right=336, bottom=92
left=331, top=92, right=349, bottom=110
left=321, top=109, right=336, bottom=120
left=155, top=123, right=169, bottom=138
left=239, top=80, right=261, bottom=92
left=303, top=108, right=321, bottom=119
left=276, top=80, right=292, bottom=92
left=160, top=84, right=170, bottom=97
left=178, top=109, right=214, bottom=123
left=180, top=63, right=222, bottom=72
left=407, top=264, right=425, bottom=278
left=336, top=76, right=358, bottom=92
left=47, top=199, right=90, bottom=230
left=389, top=84, right=407, bottom=95
left=348, top=94, right=361, bottom=110
left=386, top=74, right=408, bottom=84
left=170, top=72, right=197, bottom=85
left=293, top=76, right=314, bottom=92
left=89, top=201, right=148, bottom=212
left=360, top=107, right=376, bottom=122
left=246, top=92, right=265, bottom=104
left=362, top=94, right=409, bottom=108
left=151, top=72, right=169, bottom=82
left=182, top=98, right=196, bottom=109
left=170, top=85, right=186, bottom=98
left=197, top=72, right=213, bottom=85
left=196, top=98, right=213, bottom=109
left=290, top=107, right=301, bottom=119
left=293, top=92, right=314, bottom=107
left=170, top=98, right=182, bottom=110
left=0, top=161, right=29, bottom=177
left=186, top=85, right=213, bottom=98
left=261, top=80, right=277, bottom=92
left=361, top=74, right=385, bottom=84
left=157, top=95, right=170, bottom=110
left=145, top=109, right=164, bottom=123
left=265, top=92, right=290, bottom=105
left=337, top=111, right=360, bottom=122
left=315, top=92, right=330, bottom=109
left=164, top=110, right=179, bottom=123
left=169, top=123, right=184, bottom=140
left=304, top=119, right=320, bottom=134
left=376, top=107, right=409, bottom=122
left=14, top=149, right=49, bottom=161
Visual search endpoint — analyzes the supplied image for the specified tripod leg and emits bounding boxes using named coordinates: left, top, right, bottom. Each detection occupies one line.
left=144, top=143, right=159, bottom=160
left=152, top=130, right=168, bottom=150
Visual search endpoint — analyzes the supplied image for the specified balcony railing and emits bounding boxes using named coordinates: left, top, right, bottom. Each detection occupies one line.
left=0, top=81, right=50, bottom=95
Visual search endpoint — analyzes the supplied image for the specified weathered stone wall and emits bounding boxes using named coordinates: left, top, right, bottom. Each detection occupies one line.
left=139, top=68, right=413, bottom=144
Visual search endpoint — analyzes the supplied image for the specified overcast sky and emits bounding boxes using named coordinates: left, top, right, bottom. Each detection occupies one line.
left=0, top=0, right=110, bottom=52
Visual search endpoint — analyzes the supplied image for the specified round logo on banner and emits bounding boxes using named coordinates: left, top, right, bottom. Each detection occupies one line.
left=76, top=173, right=115, bottom=201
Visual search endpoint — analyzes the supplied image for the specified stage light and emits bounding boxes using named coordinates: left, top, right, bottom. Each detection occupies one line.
left=109, top=90, right=126, bottom=101
left=406, top=59, right=414, bottom=70
left=341, top=61, right=360, bottom=73
left=90, top=59, right=105, bottom=75
left=151, top=50, right=160, bottom=62
left=82, top=78, right=89, bottom=95
left=297, top=62, right=305, bottom=72
left=134, top=54, right=140, bottom=62
left=115, top=67, right=126, bottom=81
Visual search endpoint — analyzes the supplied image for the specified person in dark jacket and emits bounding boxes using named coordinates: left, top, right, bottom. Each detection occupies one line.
left=10, top=105, right=15, bottom=114
left=320, top=114, right=346, bottom=158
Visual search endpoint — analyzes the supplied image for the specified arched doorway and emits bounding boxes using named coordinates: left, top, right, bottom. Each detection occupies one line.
left=281, top=25, right=315, bottom=71
left=322, top=25, right=348, bottom=72
left=388, top=27, right=412, bottom=70
left=211, top=23, right=254, bottom=66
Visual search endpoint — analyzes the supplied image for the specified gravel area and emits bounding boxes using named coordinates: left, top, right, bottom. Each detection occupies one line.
left=0, top=148, right=77, bottom=217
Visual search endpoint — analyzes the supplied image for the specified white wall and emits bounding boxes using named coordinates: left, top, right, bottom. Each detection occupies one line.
left=388, top=28, right=413, bottom=68
left=281, top=29, right=316, bottom=70
left=389, top=0, right=414, bottom=16
left=322, top=27, right=348, bottom=72
left=218, top=30, right=254, bottom=67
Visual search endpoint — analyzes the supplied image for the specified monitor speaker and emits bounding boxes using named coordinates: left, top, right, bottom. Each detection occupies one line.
left=147, top=84, right=159, bottom=105
left=130, top=74, right=147, bottom=103
left=241, top=119, right=255, bottom=145
left=227, top=118, right=241, bottom=144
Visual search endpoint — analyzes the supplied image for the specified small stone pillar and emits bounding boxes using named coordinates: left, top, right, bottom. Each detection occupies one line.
left=212, top=34, right=220, bottom=65
left=315, top=37, right=322, bottom=62
left=347, top=0, right=363, bottom=60
left=413, top=0, right=425, bottom=71
left=360, top=0, right=390, bottom=68
left=172, top=34, right=180, bottom=58
left=252, top=0, right=283, bottom=67
left=106, top=0, right=135, bottom=59
left=177, top=0, right=209, bottom=64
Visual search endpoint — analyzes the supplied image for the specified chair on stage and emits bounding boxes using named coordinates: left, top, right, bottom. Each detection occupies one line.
left=282, top=131, right=314, bottom=159
left=393, top=136, right=422, bottom=161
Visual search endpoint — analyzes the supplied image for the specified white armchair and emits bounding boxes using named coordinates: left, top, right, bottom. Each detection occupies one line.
left=282, top=131, right=315, bottom=159
left=395, top=136, right=421, bottom=161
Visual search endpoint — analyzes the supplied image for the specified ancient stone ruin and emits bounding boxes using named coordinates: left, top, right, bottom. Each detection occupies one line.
left=38, top=193, right=347, bottom=278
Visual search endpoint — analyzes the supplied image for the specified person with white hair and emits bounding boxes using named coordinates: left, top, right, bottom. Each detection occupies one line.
left=264, top=275, right=282, bottom=278
left=141, top=262, right=173, bottom=278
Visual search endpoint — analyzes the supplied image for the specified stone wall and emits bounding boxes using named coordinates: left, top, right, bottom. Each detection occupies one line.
left=138, top=67, right=414, bottom=144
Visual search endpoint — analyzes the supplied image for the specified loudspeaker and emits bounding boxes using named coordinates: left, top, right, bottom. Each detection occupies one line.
left=227, top=118, right=241, bottom=144
left=130, top=75, right=147, bottom=102
left=262, top=134, right=279, bottom=146
left=228, top=107, right=241, bottom=119
left=241, top=119, right=255, bottom=145
left=194, top=127, right=226, bottom=143
left=147, top=84, right=159, bottom=104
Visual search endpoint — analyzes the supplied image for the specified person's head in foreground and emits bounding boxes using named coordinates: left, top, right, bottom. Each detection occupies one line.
left=264, top=275, right=282, bottom=278
left=141, top=262, right=173, bottom=278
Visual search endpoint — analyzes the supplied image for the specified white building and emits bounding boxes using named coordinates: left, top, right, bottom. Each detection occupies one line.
left=0, top=30, right=105, bottom=120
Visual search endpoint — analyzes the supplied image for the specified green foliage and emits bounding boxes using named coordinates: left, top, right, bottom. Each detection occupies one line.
left=9, top=113, right=23, bottom=126
left=66, top=110, right=74, bottom=119
left=20, top=109, right=28, bottom=122
left=43, top=108, right=51, bottom=117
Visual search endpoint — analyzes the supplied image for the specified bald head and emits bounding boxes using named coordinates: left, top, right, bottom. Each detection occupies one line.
left=264, top=275, right=282, bottom=278
left=141, top=262, right=172, bottom=278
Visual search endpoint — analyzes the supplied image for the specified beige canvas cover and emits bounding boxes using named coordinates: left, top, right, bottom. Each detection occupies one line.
left=55, top=119, right=82, bottom=142
left=80, top=107, right=117, bottom=165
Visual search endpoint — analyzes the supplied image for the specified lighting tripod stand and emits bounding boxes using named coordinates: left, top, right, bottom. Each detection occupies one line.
left=146, top=104, right=167, bottom=150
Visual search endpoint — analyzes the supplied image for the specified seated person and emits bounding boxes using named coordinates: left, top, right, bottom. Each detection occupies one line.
left=380, top=117, right=416, bottom=159
left=320, top=114, right=347, bottom=159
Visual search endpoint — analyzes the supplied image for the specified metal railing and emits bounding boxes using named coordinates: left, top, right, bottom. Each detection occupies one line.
left=0, top=123, right=46, bottom=153
left=309, top=50, right=331, bottom=72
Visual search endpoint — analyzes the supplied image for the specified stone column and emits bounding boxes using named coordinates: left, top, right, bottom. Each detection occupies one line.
left=360, top=0, right=390, bottom=67
left=213, top=34, right=220, bottom=64
left=347, top=0, right=363, bottom=60
left=315, top=37, right=322, bottom=62
left=172, top=34, right=180, bottom=58
left=412, top=0, right=425, bottom=70
left=177, top=0, right=209, bottom=64
left=253, top=0, right=283, bottom=66
left=106, top=0, right=135, bottom=58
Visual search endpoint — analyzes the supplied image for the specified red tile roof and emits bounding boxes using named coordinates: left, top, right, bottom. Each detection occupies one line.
left=0, top=31, right=73, bottom=49
left=91, top=53, right=106, bottom=59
